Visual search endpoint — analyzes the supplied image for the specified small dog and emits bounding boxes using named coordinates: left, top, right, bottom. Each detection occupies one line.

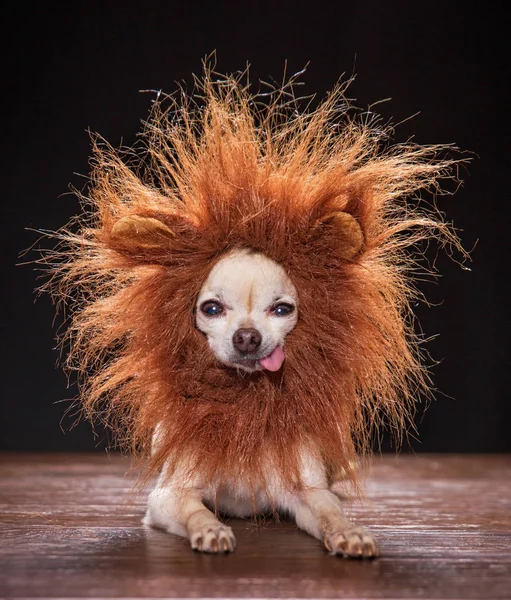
left=44, top=67, right=464, bottom=560
left=143, top=248, right=378, bottom=556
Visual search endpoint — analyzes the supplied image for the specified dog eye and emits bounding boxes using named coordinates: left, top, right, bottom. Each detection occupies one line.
left=272, top=303, right=295, bottom=317
left=200, top=300, right=224, bottom=316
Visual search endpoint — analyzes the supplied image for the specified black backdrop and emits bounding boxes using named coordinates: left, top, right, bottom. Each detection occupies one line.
left=2, top=1, right=509, bottom=452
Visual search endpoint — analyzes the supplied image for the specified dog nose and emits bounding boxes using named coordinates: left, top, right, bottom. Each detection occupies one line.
left=232, top=328, right=262, bottom=353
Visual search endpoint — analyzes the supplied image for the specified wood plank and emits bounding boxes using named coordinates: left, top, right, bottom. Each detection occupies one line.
left=0, top=454, right=510, bottom=599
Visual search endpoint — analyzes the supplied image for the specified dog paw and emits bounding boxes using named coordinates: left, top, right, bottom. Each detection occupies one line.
left=324, top=527, right=379, bottom=558
left=190, top=524, right=236, bottom=553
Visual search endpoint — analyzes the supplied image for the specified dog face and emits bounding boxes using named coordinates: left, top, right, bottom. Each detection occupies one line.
left=195, top=249, right=298, bottom=373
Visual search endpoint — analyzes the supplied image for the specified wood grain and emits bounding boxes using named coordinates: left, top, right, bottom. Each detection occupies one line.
left=0, top=454, right=510, bottom=599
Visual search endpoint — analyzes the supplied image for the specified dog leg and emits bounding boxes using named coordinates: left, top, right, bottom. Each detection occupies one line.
left=293, top=488, right=379, bottom=558
left=278, top=449, right=379, bottom=558
left=144, top=477, right=236, bottom=553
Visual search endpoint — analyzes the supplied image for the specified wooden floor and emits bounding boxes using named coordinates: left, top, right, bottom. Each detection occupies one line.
left=1, top=454, right=510, bottom=599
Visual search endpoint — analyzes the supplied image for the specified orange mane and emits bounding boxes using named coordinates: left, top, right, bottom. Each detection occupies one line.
left=43, top=67, right=464, bottom=493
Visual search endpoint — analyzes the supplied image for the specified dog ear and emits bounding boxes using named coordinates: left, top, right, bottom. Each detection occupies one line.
left=316, top=211, right=364, bottom=260
left=110, top=215, right=176, bottom=250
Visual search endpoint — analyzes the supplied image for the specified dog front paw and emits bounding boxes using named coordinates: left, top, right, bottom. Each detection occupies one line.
left=190, top=523, right=236, bottom=553
left=324, top=527, right=379, bottom=559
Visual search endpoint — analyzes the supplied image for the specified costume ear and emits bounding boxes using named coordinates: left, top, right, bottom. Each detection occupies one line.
left=109, top=215, right=176, bottom=250
left=316, top=211, right=364, bottom=260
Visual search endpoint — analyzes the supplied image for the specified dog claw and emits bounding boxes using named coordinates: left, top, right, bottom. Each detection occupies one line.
left=221, top=537, right=230, bottom=552
left=192, top=536, right=203, bottom=551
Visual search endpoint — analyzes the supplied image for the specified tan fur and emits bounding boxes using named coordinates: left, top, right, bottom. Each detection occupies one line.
left=42, top=67, right=464, bottom=503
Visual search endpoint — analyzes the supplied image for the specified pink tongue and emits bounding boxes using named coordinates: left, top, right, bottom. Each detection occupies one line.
left=259, top=346, right=285, bottom=372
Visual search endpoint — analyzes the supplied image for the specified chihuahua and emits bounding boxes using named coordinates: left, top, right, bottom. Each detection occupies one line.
left=143, top=248, right=379, bottom=557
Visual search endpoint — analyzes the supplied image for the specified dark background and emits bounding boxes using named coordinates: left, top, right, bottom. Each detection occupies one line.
left=2, top=2, right=509, bottom=452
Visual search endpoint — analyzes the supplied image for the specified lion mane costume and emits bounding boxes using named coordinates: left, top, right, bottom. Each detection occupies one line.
left=46, top=67, right=462, bottom=495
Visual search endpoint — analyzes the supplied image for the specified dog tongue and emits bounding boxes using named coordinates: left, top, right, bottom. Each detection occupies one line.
left=259, top=346, right=285, bottom=372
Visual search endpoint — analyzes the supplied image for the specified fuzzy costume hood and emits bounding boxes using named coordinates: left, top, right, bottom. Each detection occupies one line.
left=44, top=68, right=464, bottom=492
